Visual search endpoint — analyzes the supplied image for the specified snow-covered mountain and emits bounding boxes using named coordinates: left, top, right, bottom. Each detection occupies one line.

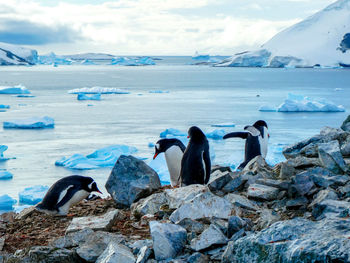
left=0, top=42, right=38, bottom=65
left=217, top=0, right=350, bottom=68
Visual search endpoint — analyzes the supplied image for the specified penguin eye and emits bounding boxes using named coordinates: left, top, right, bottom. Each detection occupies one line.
left=155, top=143, right=160, bottom=150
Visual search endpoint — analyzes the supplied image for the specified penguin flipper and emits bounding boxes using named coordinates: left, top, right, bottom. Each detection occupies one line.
left=223, top=132, right=248, bottom=139
left=55, top=185, right=79, bottom=210
left=203, top=147, right=211, bottom=184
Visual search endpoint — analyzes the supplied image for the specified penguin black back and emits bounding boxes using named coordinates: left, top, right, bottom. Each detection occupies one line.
left=153, top=138, right=186, bottom=159
left=180, top=126, right=211, bottom=186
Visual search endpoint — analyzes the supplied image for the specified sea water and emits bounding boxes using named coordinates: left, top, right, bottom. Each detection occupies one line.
left=0, top=59, right=349, bottom=210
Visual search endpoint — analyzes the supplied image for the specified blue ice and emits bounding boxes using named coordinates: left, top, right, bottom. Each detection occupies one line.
left=0, top=145, right=11, bottom=161
left=19, top=185, right=49, bottom=205
left=259, top=105, right=277, bottom=112
left=0, top=171, right=13, bottom=180
left=149, top=90, right=169, bottom=93
left=55, top=144, right=138, bottom=170
left=0, top=85, right=31, bottom=94
left=160, top=128, right=186, bottom=138
left=148, top=153, right=170, bottom=185
left=0, top=104, right=10, bottom=109
left=81, top=59, right=96, bottom=65
left=0, top=195, right=17, bottom=210
left=16, top=94, right=36, bottom=98
left=77, top=93, right=101, bottom=101
left=38, top=52, right=72, bottom=65
left=111, top=56, right=155, bottom=66
left=3, top=116, right=55, bottom=129
left=206, top=129, right=226, bottom=140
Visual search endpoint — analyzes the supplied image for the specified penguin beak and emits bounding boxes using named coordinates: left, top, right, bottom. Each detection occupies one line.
left=268, top=133, right=270, bottom=138
left=153, top=153, right=159, bottom=159
left=187, top=135, right=190, bottom=138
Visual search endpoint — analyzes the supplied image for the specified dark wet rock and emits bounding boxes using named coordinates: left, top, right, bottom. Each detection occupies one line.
left=286, top=196, right=308, bottom=210
left=190, top=224, right=227, bottom=251
left=224, top=193, right=258, bottom=211
left=341, top=115, right=350, bottom=132
left=96, top=242, right=135, bottom=263
left=318, top=140, right=348, bottom=174
left=187, top=252, right=209, bottom=263
left=247, top=184, right=280, bottom=201
left=227, top=216, right=246, bottom=238
left=222, top=217, right=350, bottom=263
left=105, top=155, right=161, bottom=208
left=207, top=170, right=232, bottom=191
left=149, top=221, right=187, bottom=260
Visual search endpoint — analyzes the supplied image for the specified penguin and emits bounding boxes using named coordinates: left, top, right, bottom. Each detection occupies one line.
left=153, top=138, right=186, bottom=187
left=223, top=120, right=269, bottom=170
left=180, top=126, right=211, bottom=186
left=36, top=175, right=102, bottom=216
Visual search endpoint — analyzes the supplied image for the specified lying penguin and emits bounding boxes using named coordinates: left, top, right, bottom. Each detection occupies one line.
left=36, top=175, right=102, bottom=216
left=153, top=138, right=186, bottom=187
left=223, top=120, right=269, bottom=170
left=180, top=126, right=211, bottom=186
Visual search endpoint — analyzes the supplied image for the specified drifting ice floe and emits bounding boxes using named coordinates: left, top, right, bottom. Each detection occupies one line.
left=259, top=105, right=277, bottom=112
left=3, top=116, right=55, bottom=129
left=0, top=84, right=30, bottom=94
left=206, top=129, right=226, bottom=140
left=277, top=93, right=345, bottom=112
left=55, top=144, right=138, bottom=170
left=0, top=171, right=13, bottom=180
left=77, top=93, right=101, bottom=101
left=68, top=87, right=130, bottom=94
left=211, top=123, right=235, bottom=128
left=0, top=195, right=16, bottom=210
left=160, top=128, right=186, bottom=138
left=19, top=185, right=49, bottom=205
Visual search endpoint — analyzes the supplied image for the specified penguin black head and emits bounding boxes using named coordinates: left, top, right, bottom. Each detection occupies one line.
left=85, top=177, right=102, bottom=194
left=153, top=138, right=186, bottom=159
left=187, top=126, right=206, bottom=142
left=253, top=120, right=268, bottom=129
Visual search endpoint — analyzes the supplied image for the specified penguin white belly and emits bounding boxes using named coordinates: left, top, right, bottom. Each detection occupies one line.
left=259, top=127, right=269, bottom=158
left=164, top=145, right=183, bottom=187
left=58, top=190, right=90, bottom=215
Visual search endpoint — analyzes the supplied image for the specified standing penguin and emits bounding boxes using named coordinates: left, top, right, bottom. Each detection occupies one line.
left=180, top=126, right=211, bottom=186
left=223, top=120, right=269, bottom=170
left=153, top=138, right=186, bottom=187
left=36, top=175, right=102, bottom=215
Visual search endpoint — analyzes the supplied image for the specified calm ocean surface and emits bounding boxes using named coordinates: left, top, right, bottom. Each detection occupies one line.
left=1, top=57, right=349, bottom=209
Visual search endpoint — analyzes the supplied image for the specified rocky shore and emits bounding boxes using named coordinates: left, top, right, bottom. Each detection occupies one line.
left=1, top=116, right=350, bottom=263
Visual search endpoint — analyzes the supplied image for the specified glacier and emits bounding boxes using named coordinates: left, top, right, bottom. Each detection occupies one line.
left=77, top=93, right=101, bottom=100
left=0, top=84, right=31, bottom=94
left=3, top=116, right=55, bottom=129
left=19, top=185, right=49, bottom=205
left=0, top=171, right=13, bottom=180
left=68, top=87, right=130, bottom=94
left=0, top=195, right=16, bottom=210
left=111, top=56, right=155, bottom=66
left=55, top=144, right=138, bottom=170
left=0, top=42, right=38, bottom=65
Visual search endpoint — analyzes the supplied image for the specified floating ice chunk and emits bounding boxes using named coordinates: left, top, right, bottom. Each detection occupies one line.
left=0, top=104, right=10, bottom=109
left=19, top=185, right=49, bottom=205
left=192, top=52, right=210, bottom=60
left=206, top=129, right=225, bottom=140
left=77, top=93, right=101, bottom=100
left=148, top=153, right=170, bottom=185
left=68, top=87, right=130, bottom=94
left=334, top=88, right=343, bottom=91
left=3, top=116, right=55, bottom=129
left=16, top=94, right=35, bottom=98
left=0, top=84, right=30, bottom=94
left=259, top=105, right=277, bottom=112
left=0, top=145, right=8, bottom=156
left=0, top=171, right=13, bottom=180
left=149, top=90, right=169, bottom=93
left=137, top=57, right=156, bottom=65
left=211, top=123, right=235, bottom=128
left=38, top=52, right=72, bottom=65
left=277, top=93, right=345, bottom=112
left=81, top=59, right=96, bottom=65
left=160, top=128, right=186, bottom=138
left=0, top=195, right=16, bottom=209
left=55, top=144, right=138, bottom=170
left=148, top=142, right=155, bottom=148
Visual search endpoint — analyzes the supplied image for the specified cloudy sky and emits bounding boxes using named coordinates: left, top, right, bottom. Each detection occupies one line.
left=0, top=0, right=336, bottom=55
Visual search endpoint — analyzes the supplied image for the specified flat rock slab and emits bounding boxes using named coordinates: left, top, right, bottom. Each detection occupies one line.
left=224, top=193, right=258, bottom=211
left=190, top=224, right=228, bottom=251
left=131, top=192, right=168, bottom=217
left=165, top=184, right=208, bottom=209
left=66, top=209, right=122, bottom=234
left=318, top=140, right=347, bottom=174
left=247, top=184, right=280, bottom=201
left=96, top=242, right=135, bottom=263
left=169, top=192, right=232, bottom=223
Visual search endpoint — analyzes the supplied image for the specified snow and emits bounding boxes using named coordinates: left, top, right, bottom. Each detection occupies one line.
left=77, top=93, right=101, bottom=100
left=3, top=116, right=55, bottom=129
left=149, top=90, right=169, bottom=93
left=277, top=93, right=345, bottom=112
left=19, top=185, right=49, bottom=205
left=211, top=123, right=235, bottom=128
left=68, top=87, right=130, bottom=94
left=55, top=144, right=138, bottom=170
left=0, top=104, right=10, bottom=109
left=206, top=129, right=226, bottom=140
left=0, top=195, right=16, bottom=209
left=159, top=128, right=186, bottom=138
left=0, top=85, right=31, bottom=94
left=111, top=56, right=155, bottom=66
left=259, top=105, right=277, bottom=112
left=216, top=49, right=271, bottom=67
left=0, top=42, right=38, bottom=64
left=0, top=171, right=13, bottom=180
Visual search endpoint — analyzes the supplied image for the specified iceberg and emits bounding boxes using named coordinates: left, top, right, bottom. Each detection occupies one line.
left=81, top=59, right=96, bottom=65
left=19, top=185, right=49, bottom=205
left=0, top=104, right=10, bottom=109
left=38, top=52, right=72, bottom=65
left=77, top=93, right=101, bottom=101
left=0, top=171, right=13, bottom=180
left=0, top=145, right=13, bottom=161
left=211, top=123, right=235, bottom=128
left=159, top=128, right=186, bottom=138
left=55, top=144, right=138, bottom=170
left=149, top=90, right=169, bottom=93
left=277, top=94, right=345, bottom=112
left=111, top=56, right=155, bottom=66
left=192, top=51, right=210, bottom=60
left=148, top=142, right=155, bottom=148
left=259, top=105, right=277, bottom=112
left=206, top=129, right=226, bottom=140
left=0, top=195, right=16, bottom=210
left=3, top=116, right=55, bottom=129
left=68, top=87, right=130, bottom=94
left=0, top=84, right=31, bottom=94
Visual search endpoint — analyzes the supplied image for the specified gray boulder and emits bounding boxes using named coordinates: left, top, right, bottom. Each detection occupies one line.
left=222, top=217, right=350, bottom=263
left=169, top=192, right=232, bottom=223
left=286, top=156, right=321, bottom=169
left=51, top=228, right=94, bottom=248
left=247, top=184, right=280, bottom=201
left=227, top=216, right=246, bottom=238
left=96, top=242, right=135, bottom=263
left=222, top=173, right=245, bottom=193
left=309, top=189, right=338, bottom=209
left=224, top=193, right=258, bottom=211
left=131, top=192, right=168, bottom=218
left=341, top=115, right=350, bottom=132
left=190, top=224, right=228, bottom=251
left=177, top=218, right=206, bottom=234
left=207, top=170, right=232, bottom=191
left=187, top=252, right=209, bottom=263
left=105, top=155, right=161, bottom=207
left=318, top=140, right=347, bottom=174
left=149, top=221, right=187, bottom=260
left=136, top=246, right=152, bottom=263
left=309, top=167, right=349, bottom=188
left=293, top=170, right=315, bottom=196
left=165, top=184, right=208, bottom=209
